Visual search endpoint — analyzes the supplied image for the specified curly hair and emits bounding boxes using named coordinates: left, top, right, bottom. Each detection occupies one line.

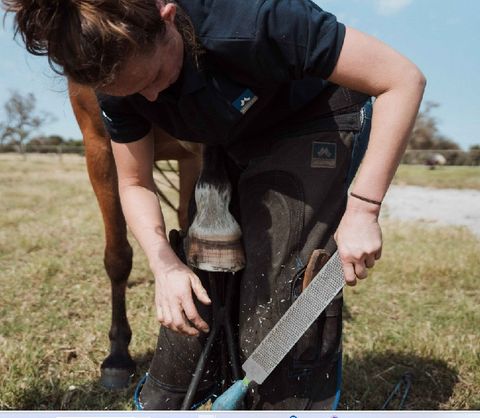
left=2, top=0, right=201, bottom=88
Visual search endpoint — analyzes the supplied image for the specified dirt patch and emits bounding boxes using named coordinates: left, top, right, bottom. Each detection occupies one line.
left=383, top=185, right=480, bottom=238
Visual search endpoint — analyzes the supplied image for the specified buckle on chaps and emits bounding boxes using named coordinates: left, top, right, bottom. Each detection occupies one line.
left=185, top=146, right=246, bottom=273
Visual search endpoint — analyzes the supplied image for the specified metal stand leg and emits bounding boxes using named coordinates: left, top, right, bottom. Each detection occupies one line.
left=180, top=272, right=242, bottom=410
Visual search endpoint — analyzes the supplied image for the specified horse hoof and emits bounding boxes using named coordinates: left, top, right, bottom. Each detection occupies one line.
left=100, top=367, right=135, bottom=389
left=186, top=234, right=246, bottom=272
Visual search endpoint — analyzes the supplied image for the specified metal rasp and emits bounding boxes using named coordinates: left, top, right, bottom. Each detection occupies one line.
left=212, top=250, right=345, bottom=410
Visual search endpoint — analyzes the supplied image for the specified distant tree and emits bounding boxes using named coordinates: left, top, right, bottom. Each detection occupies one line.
left=46, top=135, right=64, bottom=145
left=434, top=135, right=460, bottom=150
left=0, top=91, right=55, bottom=154
left=409, top=101, right=459, bottom=150
left=468, top=144, right=480, bottom=166
left=409, top=101, right=438, bottom=149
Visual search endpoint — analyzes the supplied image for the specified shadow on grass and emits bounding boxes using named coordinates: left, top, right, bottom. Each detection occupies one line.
left=341, top=351, right=459, bottom=410
left=9, top=343, right=458, bottom=410
left=10, top=350, right=154, bottom=410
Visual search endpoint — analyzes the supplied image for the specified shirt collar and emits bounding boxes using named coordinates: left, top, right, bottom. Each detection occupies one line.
left=159, top=51, right=206, bottom=102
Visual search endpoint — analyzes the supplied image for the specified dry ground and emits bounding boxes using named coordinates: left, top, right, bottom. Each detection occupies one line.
left=383, top=185, right=480, bottom=237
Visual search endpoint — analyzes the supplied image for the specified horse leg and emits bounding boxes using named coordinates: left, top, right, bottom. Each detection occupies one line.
left=90, top=143, right=136, bottom=388
left=186, top=145, right=245, bottom=272
left=69, top=81, right=135, bottom=388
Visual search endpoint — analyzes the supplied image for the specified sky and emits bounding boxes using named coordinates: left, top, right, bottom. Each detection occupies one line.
left=0, top=0, right=479, bottom=149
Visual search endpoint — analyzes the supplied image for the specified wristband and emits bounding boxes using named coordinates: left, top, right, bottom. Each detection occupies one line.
left=350, top=192, right=382, bottom=206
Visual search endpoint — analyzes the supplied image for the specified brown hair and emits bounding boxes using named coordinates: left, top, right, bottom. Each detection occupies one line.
left=3, top=0, right=200, bottom=88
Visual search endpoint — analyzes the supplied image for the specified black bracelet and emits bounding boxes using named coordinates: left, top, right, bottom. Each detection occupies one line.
left=350, top=192, right=382, bottom=206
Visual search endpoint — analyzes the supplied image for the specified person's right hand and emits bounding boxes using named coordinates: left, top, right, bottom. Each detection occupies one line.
left=154, top=259, right=211, bottom=337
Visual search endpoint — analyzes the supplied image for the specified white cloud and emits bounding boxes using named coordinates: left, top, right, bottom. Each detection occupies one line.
left=374, top=0, right=413, bottom=16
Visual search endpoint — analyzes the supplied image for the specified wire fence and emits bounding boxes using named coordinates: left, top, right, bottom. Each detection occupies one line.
left=402, top=149, right=480, bottom=166
left=0, top=143, right=84, bottom=155
left=1, top=144, right=480, bottom=166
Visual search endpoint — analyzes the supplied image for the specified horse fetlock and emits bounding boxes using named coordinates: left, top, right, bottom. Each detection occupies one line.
left=109, top=323, right=132, bottom=344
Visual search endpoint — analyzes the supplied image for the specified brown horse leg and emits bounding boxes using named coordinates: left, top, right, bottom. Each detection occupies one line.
left=69, top=81, right=135, bottom=388
left=87, top=137, right=136, bottom=388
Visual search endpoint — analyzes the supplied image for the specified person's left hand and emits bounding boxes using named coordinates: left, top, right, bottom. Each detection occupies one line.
left=334, top=198, right=383, bottom=286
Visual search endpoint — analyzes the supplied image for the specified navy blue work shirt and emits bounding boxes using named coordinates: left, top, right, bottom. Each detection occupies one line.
left=97, top=0, right=347, bottom=152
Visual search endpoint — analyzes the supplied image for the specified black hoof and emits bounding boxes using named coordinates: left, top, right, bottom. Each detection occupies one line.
left=100, top=367, right=135, bottom=389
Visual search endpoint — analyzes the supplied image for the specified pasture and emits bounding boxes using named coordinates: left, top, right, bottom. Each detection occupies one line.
left=393, top=164, right=480, bottom=190
left=0, top=154, right=479, bottom=410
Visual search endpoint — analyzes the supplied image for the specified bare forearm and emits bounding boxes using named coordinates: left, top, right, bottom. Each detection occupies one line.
left=351, top=79, right=425, bottom=205
left=328, top=26, right=426, bottom=211
left=111, top=132, right=183, bottom=276
left=119, top=182, right=179, bottom=275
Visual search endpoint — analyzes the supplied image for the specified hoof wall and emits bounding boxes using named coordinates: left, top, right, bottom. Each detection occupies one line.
left=186, top=235, right=245, bottom=272
left=100, top=367, right=135, bottom=390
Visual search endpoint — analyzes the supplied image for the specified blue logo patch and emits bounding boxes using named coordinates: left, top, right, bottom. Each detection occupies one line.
left=232, top=89, right=258, bottom=114
left=311, top=142, right=337, bottom=168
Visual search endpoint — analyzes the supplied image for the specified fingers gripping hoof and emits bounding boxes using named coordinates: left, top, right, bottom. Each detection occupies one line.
left=100, top=367, right=135, bottom=390
left=187, top=182, right=245, bottom=273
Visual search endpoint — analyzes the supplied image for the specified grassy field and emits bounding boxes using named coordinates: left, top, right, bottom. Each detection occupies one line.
left=393, top=165, right=480, bottom=190
left=0, top=154, right=479, bottom=410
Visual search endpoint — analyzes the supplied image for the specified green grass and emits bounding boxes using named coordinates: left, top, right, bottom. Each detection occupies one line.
left=1, top=154, right=479, bottom=410
left=341, top=222, right=479, bottom=409
left=393, top=165, right=480, bottom=190
left=0, top=154, right=177, bottom=410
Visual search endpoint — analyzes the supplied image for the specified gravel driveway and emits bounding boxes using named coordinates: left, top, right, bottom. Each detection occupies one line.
left=382, top=185, right=480, bottom=238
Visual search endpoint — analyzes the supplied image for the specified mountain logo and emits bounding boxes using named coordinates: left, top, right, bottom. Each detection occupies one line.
left=311, top=142, right=337, bottom=168
left=232, top=89, right=258, bottom=114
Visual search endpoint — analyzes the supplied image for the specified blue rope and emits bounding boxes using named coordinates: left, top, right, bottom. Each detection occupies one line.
left=332, top=355, right=343, bottom=410
left=133, top=373, right=148, bottom=410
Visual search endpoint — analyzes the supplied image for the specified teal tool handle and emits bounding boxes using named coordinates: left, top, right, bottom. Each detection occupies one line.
left=211, top=378, right=250, bottom=410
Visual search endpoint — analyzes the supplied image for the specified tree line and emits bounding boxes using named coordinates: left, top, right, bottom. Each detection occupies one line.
left=0, top=90, right=479, bottom=164
left=0, top=91, right=82, bottom=154
left=405, top=101, right=480, bottom=165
